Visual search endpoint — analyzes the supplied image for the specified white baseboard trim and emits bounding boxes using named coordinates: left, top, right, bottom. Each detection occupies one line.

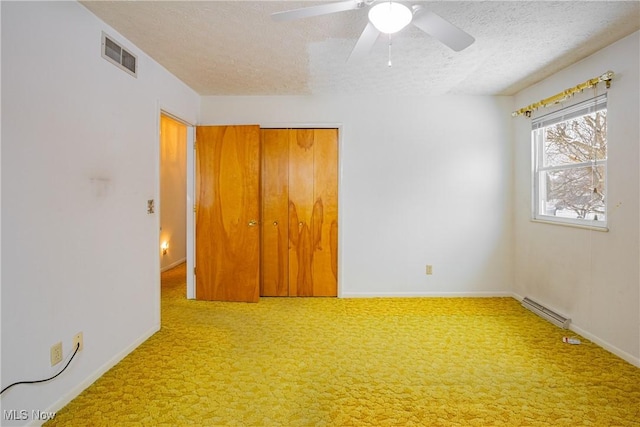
left=510, top=291, right=639, bottom=368
left=511, top=291, right=525, bottom=302
left=37, top=324, right=160, bottom=426
left=160, top=257, right=186, bottom=272
left=569, top=323, right=640, bottom=368
left=340, top=291, right=514, bottom=298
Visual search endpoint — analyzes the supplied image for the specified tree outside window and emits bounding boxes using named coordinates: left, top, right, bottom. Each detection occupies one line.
left=532, top=95, right=607, bottom=227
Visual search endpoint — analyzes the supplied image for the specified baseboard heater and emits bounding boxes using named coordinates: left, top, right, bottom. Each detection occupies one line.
left=521, top=297, right=571, bottom=329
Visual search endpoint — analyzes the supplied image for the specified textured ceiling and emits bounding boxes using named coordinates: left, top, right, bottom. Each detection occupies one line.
left=80, top=1, right=640, bottom=96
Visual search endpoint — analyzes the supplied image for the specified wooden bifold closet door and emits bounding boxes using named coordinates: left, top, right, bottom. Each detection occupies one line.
left=261, top=129, right=338, bottom=297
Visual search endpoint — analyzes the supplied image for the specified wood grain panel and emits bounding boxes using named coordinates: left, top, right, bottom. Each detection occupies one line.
left=311, top=129, right=338, bottom=296
left=260, top=128, right=338, bottom=298
left=261, top=129, right=289, bottom=297
left=288, top=129, right=315, bottom=296
left=195, top=125, right=261, bottom=302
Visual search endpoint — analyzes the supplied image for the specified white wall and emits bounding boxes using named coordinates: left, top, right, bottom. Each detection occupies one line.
left=3, top=2, right=633, bottom=423
left=200, top=95, right=515, bottom=297
left=0, top=2, right=199, bottom=424
left=513, top=31, right=640, bottom=365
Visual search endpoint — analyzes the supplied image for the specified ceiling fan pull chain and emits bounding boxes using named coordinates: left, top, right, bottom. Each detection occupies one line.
left=388, top=33, right=392, bottom=67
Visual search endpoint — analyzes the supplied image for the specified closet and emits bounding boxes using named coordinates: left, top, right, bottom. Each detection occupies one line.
left=195, top=126, right=338, bottom=302
left=261, top=128, right=338, bottom=297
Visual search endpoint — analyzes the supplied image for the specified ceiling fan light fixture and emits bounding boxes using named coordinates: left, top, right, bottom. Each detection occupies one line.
left=368, top=2, right=412, bottom=34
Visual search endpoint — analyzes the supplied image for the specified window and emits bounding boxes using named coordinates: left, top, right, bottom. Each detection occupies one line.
left=532, top=95, right=607, bottom=228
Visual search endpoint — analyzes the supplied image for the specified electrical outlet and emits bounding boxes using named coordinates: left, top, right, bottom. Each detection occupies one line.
left=426, top=265, right=433, bottom=275
left=51, top=342, right=63, bottom=366
left=73, top=332, right=84, bottom=351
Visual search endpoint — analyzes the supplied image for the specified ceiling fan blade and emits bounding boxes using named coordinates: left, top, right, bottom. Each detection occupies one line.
left=272, top=0, right=361, bottom=22
left=411, top=6, right=475, bottom=52
left=348, top=22, right=380, bottom=62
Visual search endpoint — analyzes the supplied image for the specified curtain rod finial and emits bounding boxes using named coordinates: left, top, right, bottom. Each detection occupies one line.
left=601, top=71, right=614, bottom=80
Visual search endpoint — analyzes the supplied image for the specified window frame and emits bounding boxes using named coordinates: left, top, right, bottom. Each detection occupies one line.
left=531, top=94, right=608, bottom=230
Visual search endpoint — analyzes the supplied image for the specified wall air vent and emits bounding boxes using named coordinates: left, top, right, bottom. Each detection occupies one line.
left=101, top=32, right=137, bottom=77
left=521, top=297, right=571, bottom=329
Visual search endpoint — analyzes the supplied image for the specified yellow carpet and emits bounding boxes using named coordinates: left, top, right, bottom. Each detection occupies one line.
left=48, top=264, right=640, bottom=426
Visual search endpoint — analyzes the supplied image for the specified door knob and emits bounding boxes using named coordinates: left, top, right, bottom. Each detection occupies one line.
left=248, top=220, right=258, bottom=227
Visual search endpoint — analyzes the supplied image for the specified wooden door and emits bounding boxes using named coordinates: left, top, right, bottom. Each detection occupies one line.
left=309, top=129, right=339, bottom=296
left=288, top=129, right=317, bottom=296
left=261, top=129, right=289, bottom=296
left=261, top=128, right=338, bottom=297
left=195, top=125, right=261, bottom=302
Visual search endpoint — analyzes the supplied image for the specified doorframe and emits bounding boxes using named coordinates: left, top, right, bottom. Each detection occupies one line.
left=259, top=122, right=344, bottom=297
left=157, top=108, right=196, bottom=309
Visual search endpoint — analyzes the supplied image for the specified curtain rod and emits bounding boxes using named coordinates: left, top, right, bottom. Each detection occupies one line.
left=512, top=71, right=614, bottom=117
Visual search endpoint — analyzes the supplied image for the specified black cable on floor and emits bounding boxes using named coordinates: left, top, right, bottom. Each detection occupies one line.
left=0, top=342, right=80, bottom=395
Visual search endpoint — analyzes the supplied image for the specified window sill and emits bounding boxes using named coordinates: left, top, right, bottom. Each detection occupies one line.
left=531, top=218, right=609, bottom=232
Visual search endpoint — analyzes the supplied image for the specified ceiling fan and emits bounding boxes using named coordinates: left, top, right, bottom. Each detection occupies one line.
left=272, top=0, right=475, bottom=62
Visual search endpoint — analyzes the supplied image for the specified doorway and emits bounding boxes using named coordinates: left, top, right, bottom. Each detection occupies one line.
left=160, top=114, right=188, bottom=272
